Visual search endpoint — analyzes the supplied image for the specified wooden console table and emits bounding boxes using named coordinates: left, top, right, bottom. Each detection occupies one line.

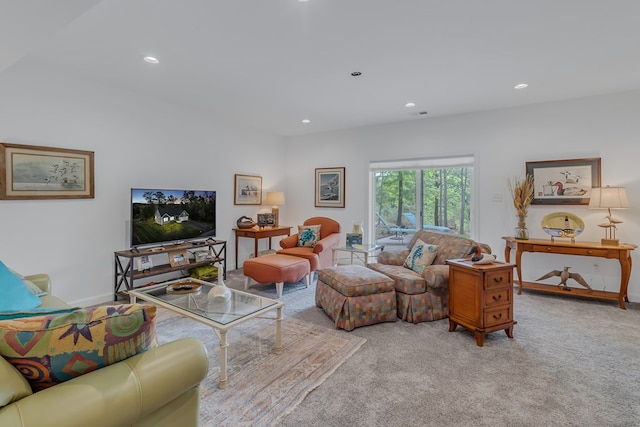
left=502, top=236, right=636, bottom=309
left=234, top=225, right=291, bottom=269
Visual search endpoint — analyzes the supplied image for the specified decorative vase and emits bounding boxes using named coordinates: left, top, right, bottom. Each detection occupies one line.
left=514, top=215, right=529, bottom=240
left=207, top=274, right=231, bottom=301
left=352, top=221, right=363, bottom=235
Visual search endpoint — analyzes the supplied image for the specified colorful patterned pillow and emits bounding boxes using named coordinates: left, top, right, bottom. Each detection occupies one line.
left=404, top=239, right=438, bottom=274
left=0, top=304, right=157, bottom=391
left=298, top=225, right=321, bottom=247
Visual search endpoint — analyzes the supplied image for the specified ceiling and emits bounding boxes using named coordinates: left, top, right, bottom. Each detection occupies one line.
left=3, top=0, right=640, bottom=137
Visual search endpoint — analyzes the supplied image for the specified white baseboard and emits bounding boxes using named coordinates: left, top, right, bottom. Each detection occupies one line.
left=69, top=292, right=117, bottom=307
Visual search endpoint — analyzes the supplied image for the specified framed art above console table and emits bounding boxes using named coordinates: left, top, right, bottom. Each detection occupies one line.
left=526, top=157, right=601, bottom=205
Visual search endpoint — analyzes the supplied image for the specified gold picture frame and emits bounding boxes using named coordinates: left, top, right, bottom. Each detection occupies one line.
left=0, top=142, right=95, bottom=200
left=234, top=174, right=262, bottom=205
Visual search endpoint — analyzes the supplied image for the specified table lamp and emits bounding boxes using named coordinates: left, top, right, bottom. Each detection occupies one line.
left=265, top=191, right=285, bottom=227
left=588, top=186, right=629, bottom=245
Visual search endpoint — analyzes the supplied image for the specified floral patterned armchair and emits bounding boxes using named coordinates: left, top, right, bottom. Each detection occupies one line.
left=368, top=230, right=491, bottom=323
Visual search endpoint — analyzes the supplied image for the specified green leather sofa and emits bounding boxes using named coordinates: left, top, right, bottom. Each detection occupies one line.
left=0, top=274, right=209, bottom=427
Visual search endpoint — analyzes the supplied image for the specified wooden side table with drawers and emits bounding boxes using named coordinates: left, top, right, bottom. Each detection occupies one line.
left=446, top=259, right=516, bottom=347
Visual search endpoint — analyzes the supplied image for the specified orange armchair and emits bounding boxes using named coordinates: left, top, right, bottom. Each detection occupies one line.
left=277, top=217, right=342, bottom=271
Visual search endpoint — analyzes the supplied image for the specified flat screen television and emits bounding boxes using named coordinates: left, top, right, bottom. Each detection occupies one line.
left=130, top=188, right=216, bottom=248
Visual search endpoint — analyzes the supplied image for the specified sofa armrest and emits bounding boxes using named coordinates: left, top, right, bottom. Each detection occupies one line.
left=23, top=274, right=51, bottom=294
left=0, top=338, right=209, bottom=427
left=280, top=234, right=299, bottom=249
left=422, top=264, right=450, bottom=289
left=377, top=250, right=410, bottom=266
left=313, top=232, right=341, bottom=254
left=0, top=358, right=32, bottom=408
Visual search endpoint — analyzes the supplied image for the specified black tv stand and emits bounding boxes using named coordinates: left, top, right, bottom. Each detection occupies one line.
left=114, top=239, right=226, bottom=300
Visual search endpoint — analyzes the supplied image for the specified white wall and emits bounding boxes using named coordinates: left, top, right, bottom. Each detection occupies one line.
left=284, top=90, right=640, bottom=301
left=3, top=57, right=640, bottom=304
left=0, top=60, right=286, bottom=305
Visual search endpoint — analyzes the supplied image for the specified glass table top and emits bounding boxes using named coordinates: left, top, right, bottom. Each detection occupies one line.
left=128, top=278, right=280, bottom=326
left=335, top=243, right=383, bottom=252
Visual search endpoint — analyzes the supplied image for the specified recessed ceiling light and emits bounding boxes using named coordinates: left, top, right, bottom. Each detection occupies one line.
left=144, top=56, right=159, bottom=64
left=514, top=83, right=528, bottom=89
left=302, top=119, right=311, bottom=124
left=405, top=102, right=416, bottom=108
left=298, top=0, right=309, bottom=2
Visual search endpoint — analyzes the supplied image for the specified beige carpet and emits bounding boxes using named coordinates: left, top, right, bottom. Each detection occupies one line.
left=153, top=306, right=366, bottom=427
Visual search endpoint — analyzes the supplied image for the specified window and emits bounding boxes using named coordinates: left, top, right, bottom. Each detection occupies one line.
left=370, top=156, right=474, bottom=244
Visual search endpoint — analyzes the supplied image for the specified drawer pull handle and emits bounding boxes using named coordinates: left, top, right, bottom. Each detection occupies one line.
left=492, top=294, right=502, bottom=301
left=493, top=277, right=503, bottom=283
left=493, top=313, right=503, bottom=320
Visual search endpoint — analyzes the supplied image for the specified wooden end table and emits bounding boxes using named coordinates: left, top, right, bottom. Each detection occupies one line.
left=234, top=225, right=291, bottom=269
left=447, top=259, right=516, bottom=347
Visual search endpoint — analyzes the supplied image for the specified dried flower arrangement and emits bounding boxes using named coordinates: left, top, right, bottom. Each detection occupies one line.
left=509, top=175, right=535, bottom=218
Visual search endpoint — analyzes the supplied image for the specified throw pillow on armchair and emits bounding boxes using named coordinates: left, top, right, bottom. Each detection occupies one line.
left=298, top=225, right=321, bottom=247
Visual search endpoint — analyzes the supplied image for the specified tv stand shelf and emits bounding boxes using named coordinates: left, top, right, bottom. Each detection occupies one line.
left=114, top=240, right=226, bottom=300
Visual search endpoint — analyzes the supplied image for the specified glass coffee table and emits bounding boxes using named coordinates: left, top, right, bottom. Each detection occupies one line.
left=332, top=243, right=384, bottom=266
left=128, top=278, right=284, bottom=389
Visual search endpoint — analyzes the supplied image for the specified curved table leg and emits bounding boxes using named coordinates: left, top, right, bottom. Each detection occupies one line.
left=515, top=248, right=524, bottom=295
left=618, top=250, right=632, bottom=309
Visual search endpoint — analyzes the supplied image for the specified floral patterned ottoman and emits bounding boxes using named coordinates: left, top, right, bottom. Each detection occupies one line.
left=316, top=265, right=396, bottom=331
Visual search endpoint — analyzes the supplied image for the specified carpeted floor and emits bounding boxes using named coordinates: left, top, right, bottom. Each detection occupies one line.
left=220, top=268, right=640, bottom=427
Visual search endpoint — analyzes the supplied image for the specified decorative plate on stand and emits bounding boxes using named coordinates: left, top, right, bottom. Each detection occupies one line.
left=541, top=212, right=584, bottom=240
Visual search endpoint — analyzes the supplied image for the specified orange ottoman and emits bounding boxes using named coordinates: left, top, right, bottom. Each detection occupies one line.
left=243, top=254, right=311, bottom=298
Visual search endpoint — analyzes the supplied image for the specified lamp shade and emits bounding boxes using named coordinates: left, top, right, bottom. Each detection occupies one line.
left=588, top=186, right=629, bottom=209
left=265, top=191, right=285, bottom=206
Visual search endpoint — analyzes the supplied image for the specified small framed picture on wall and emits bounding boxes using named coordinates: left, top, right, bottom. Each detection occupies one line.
left=315, top=167, right=345, bottom=208
left=234, top=174, right=262, bottom=205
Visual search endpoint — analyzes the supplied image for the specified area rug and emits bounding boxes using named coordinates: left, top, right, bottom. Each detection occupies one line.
left=153, top=306, right=366, bottom=426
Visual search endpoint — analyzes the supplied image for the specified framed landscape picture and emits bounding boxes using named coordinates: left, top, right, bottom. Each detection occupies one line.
left=234, top=174, right=262, bottom=205
left=526, top=157, right=601, bottom=205
left=0, top=142, right=95, bottom=199
left=315, top=167, right=345, bottom=208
